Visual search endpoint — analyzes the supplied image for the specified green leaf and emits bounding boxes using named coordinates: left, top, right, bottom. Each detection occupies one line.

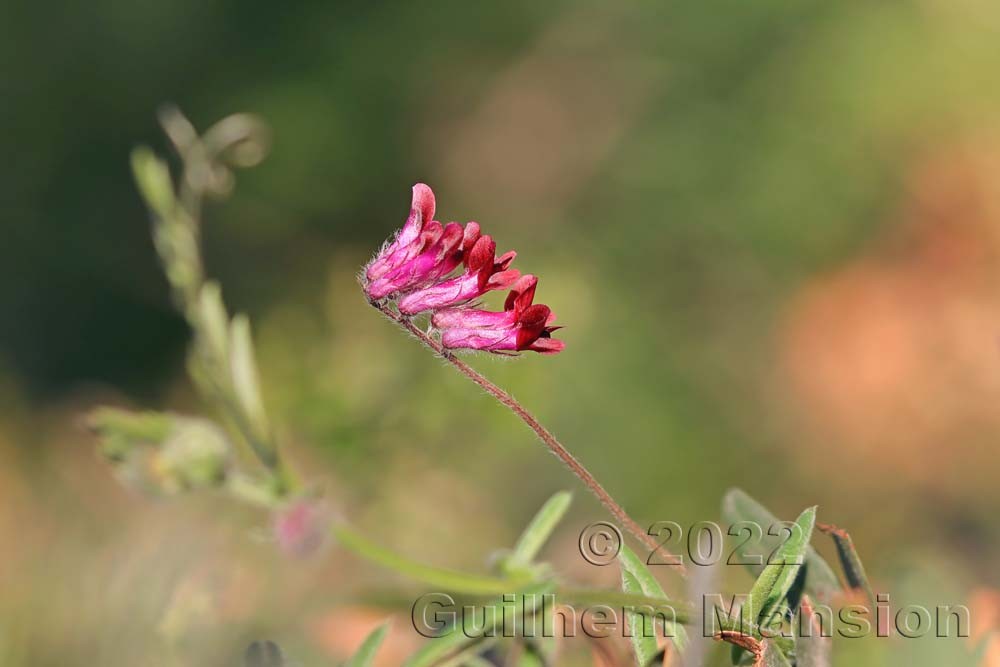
left=519, top=638, right=552, bottom=667
left=197, top=281, right=230, bottom=367
left=402, top=630, right=491, bottom=667
left=745, top=506, right=816, bottom=630
left=402, top=587, right=551, bottom=667
left=456, top=656, right=496, bottom=667
left=622, top=568, right=660, bottom=666
left=331, top=522, right=533, bottom=595
left=88, top=407, right=173, bottom=462
left=344, top=621, right=390, bottom=667
left=618, top=545, right=687, bottom=653
left=508, top=491, right=572, bottom=569
left=518, top=650, right=543, bottom=667
left=722, top=489, right=840, bottom=603
left=243, top=640, right=284, bottom=667
left=230, top=314, right=271, bottom=442
left=818, top=523, right=875, bottom=609
left=130, top=146, right=176, bottom=219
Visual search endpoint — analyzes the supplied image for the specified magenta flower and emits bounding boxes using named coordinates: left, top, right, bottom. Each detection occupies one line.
left=397, top=235, right=519, bottom=315
left=364, top=184, right=563, bottom=355
left=366, top=220, right=480, bottom=300
left=432, top=275, right=565, bottom=354
left=365, top=183, right=436, bottom=283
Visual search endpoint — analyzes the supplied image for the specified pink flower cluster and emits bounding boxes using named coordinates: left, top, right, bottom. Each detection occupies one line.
left=363, top=184, right=564, bottom=355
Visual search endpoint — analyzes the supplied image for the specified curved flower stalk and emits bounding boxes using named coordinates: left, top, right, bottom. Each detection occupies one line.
left=363, top=185, right=678, bottom=569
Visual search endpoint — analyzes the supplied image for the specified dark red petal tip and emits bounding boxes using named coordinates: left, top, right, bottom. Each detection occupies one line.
left=517, top=304, right=552, bottom=328
left=529, top=337, right=566, bottom=354
left=504, top=274, right=538, bottom=312
left=467, top=236, right=496, bottom=272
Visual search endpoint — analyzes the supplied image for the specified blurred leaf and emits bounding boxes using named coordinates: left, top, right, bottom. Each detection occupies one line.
left=507, top=491, right=572, bottom=570
left=244, top=640, right=284, bottom=667
left=817, top=522, right=875, bottom=609
left=230, top=314, right=271, bottom=442
left=344, top=620, right=390, bottom=667
left=130, top=146, right=176, bottom=219
left=197, top=281, right=230, bottom=367
left=759, top=641, right=792, bottom=667
left=459, top=656, right=496, bottom=667
left=794, top=601, right=832, bottom=667
left=520, top=638, right=552, bottom=667
left=88, top=407, right=172, bottom=462
left=331, top=522, right=534, bottom=595
left=402, top=625, right=492, bottom=667
left=619, top=545, right=687, bottom=654
left=746, top=506, right=816, bottom=629
left=722, top=489, right=840, bottom=603
left=89, top=407, right=230, bottom=493
left=519, top=651, right=544, bottom=667
left=403, top=586, right=551, bottom=667
left=155, top=416, right=231, bottom=491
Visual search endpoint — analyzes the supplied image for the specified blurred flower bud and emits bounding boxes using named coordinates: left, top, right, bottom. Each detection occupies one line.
left=273, top=498, right=328, bottom=557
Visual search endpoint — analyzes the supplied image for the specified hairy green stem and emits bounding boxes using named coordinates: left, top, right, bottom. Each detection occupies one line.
left=331, top=522, right=534, bottom=595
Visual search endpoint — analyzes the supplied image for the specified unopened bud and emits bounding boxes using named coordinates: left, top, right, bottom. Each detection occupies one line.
left=273, top=498, right=328, bottom=557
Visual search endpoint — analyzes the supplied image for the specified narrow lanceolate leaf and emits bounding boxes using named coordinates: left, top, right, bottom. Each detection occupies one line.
left=230, top=314, right=271, bottom=442
left=519, top=639, right=552, bottom=667
left=619, top=545, right=688, bottom=653
left=509, top=491, right=572, bottom=569
left=817, top=522, right=875, bottom=609
left=243, top=640, right=284, bottom=667
left=402, top=631, right=493, bottom=667
left=722, top=489, right=840, bottom=603
left=746, top=506, right=817, bottom=630
left=403, top=586, right=550, bottom=667
left=622, top=568, right=660, bottom=666
left=197, top=282, right=231, bottom=366
left=344, top=621, right=390, bottom=667
left=331, top=523, right=530, bottom=595
left=130, top=146, right=177, bottom=219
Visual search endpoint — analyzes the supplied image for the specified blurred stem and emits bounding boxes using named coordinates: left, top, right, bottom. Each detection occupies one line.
left=372, top=301, right=686, bottom=577
left=438, top=642, right=498, bottom=667
left=331, top=522, right=535, bottom=595
left=331, top=519, right=708, bottom=638
left=558, top=588, right=694, bottom=624
left=131, top=108, right=298, bottom=497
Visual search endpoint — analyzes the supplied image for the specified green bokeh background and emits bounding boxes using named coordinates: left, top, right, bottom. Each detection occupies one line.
left=3, top=1, right=999, bottom=665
